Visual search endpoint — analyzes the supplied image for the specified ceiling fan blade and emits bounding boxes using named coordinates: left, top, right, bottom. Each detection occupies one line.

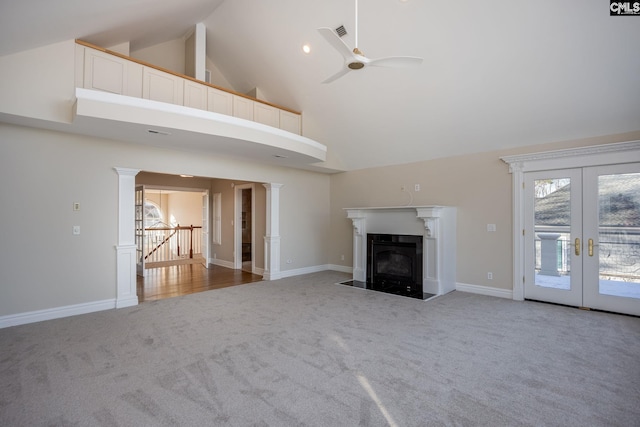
left=321, top=67, right=351, bottom=84
left=367, top=56, right=423, bottom=68
left=317, top=27, right=355, bottom=60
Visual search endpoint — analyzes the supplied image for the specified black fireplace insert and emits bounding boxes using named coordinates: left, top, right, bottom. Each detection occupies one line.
left=367, top=233, right=424, bottom=299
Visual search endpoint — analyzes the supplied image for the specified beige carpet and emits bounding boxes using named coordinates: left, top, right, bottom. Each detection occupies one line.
left=1, top=271, right=639, bottom=426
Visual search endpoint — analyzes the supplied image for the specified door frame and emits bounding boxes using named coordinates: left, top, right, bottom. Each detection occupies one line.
left=234, top=183, right=255, bottom=271
left=501, top=140, right=640, bottom=301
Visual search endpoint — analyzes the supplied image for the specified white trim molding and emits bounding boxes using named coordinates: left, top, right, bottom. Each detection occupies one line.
left=280, top=264, right=331, bottom=279
left=114, top=167, right=140, bottom=308
left=279, top=264, right=353, bottom=278
left=263, top=183, right=284, bottom=280
left=500, top=140, right=640, bottom=301
left=0, top=299, right=116, bottom=329
left=211, top=257, right=235, bottom=269
left=329, top=264, right=353, bottom=274
left=456, top=282, right=513, bottom=299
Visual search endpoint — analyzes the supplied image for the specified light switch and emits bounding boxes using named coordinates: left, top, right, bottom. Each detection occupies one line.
left=487, top=224, right=496, bottom=232
left=73, top=226, right=81, bottom=235
left=73, top=202, right=80, bottom=211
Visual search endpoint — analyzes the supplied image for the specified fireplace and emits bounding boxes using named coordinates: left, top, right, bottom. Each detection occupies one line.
left=367, top=234, right=424, bottom=299
left=345, top=206, right=457, bottom=299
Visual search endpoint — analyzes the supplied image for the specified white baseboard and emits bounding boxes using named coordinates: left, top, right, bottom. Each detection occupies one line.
left=210, top=258, right=234, bottom=269
left=115, top=295, right=139, bottom=309
left=277, top=264, right=352, bottom=279
left=0, top=299, right=116, bottom=329
left=209, top=258, right=264, bottom=276
left=279, top=264, right=330, bottom=279
left=328, top=264, right=353, bottom=274
left=456, top=282, right=513, bottom=299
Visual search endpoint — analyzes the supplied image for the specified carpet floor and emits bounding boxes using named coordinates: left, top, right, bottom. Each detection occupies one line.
left=1, top=271, right=639, bottom=426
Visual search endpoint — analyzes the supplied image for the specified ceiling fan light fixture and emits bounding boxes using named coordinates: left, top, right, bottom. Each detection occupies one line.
left=317, top=0, right=423, bottom=83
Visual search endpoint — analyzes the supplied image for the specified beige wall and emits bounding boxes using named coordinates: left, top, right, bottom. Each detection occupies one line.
left=205, top=57, right=234, bottom=90
left=167, top=192, right=202, bottom=227
left=131, top=38, right=186, bottom=75
left=0, top=123, right=330, bottom=317
left=185, top=32, right=196, bottom=78
left=0, top=40, right=75, bottom=123
left=329, top=131, right=640, bottom=291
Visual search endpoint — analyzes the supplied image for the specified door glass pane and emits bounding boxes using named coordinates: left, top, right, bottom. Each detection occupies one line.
left=534, top=178, right=572, bottom=290
left=598, top=173, right=640, bottom=299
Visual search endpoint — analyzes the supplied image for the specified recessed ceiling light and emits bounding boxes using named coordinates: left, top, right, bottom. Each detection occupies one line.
left=302, top=44, right=311, bottom=54
left=274, top=154, right=289, bottom=158
left=179, top=174, right=193, bottom=178
left=147, top=129, right=170, bottom=136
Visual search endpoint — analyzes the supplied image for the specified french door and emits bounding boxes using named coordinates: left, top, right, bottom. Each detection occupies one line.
left=524, top=163, right=640, bottom=316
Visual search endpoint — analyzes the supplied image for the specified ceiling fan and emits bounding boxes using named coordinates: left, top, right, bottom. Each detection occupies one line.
left=317, top=0, right=423, bottom=84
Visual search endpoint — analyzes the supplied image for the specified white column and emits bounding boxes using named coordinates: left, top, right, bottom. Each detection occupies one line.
left=508, top=161, right=525, bottom=301
left=114, top=167, right=140, bottom=308
left=346, top=210, right=366, bottom=282
left=194, top=23, right=206, bottom=81
left=416, top=207, right=441, bottom=295
left=415, top=206, right=457, bottom=295
left=263, top=183, right=283, bottom=280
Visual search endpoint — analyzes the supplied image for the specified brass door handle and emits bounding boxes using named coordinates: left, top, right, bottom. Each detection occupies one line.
left=588, top=238, right=597, bottom=257
left=575, top=238, right=580, bottom=256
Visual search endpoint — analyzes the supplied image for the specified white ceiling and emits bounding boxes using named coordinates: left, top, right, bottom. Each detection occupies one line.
left=1, top=0, right=639, bottom=171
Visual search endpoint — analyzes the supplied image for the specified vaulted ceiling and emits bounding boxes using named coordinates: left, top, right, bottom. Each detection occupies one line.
left=2, top=0, right=639, bottom=171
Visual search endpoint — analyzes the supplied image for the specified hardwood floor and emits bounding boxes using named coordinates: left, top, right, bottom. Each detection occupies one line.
left=136, top=264, right=263, bottom=302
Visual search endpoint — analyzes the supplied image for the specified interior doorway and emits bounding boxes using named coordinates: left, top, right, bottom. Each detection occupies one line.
left=135, top=186, right=209, bottom=276
left=235, top=184, right=254, bottom=273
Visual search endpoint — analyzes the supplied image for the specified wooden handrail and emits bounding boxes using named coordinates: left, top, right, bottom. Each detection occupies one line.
left=145, top=226, right=202, bottom=232
left=144, top=225, right=202, bottom=260
left=75, top=39, right=301, bottom=115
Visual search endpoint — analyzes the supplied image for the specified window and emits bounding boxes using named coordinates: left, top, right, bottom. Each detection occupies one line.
left=144, top=201, right=163, bottom=228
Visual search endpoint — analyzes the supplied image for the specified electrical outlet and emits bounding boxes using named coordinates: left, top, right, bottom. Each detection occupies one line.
left=487, top=224, right=496, bottom=232
left=341, top=254, right=345, bottom=261
left=73, top=226, right=81, bottom=235
left=414, top=184, right=421, bottom=192
left=286, top=259, right=293, bottom=264
left=487, top=272, right=493, bottom=280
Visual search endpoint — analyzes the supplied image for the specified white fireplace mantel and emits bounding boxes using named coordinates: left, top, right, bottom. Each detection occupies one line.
left=345, top=206, right=457, bottom=296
